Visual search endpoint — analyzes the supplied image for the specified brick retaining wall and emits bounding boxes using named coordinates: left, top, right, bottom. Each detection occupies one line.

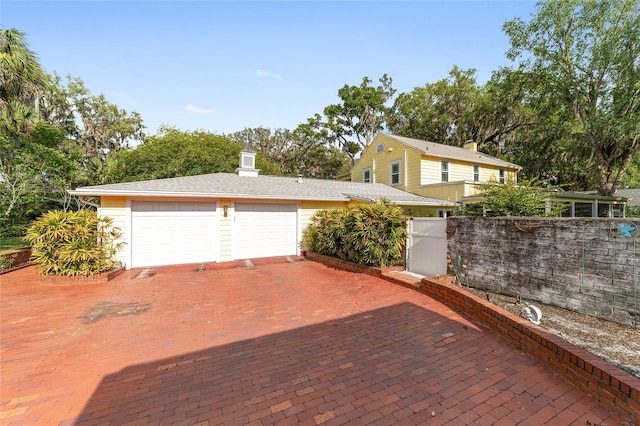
left=0, top=247, right=32, bottom=273
left=420, top=275, right=640, bottom=423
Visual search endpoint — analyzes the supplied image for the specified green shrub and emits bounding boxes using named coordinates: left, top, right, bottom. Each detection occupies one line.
left=0, top=253, right=16, bottom=272
left=459, top=179, right=565, bottom=217
left=302, top=200, right=408, bottom=267
left=24, top=210, right=124, bottom=276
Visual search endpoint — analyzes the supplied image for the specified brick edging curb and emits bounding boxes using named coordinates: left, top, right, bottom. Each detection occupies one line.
left=39, top=266, right=126, bottom=286
left=306, top=252, right=640, bottom=423
left=0, top=246, right=32, bottom=274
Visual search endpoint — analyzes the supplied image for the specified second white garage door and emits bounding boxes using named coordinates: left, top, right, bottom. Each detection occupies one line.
left=233, top=203, right=298, bottom=259
left=131, top=201, right=218, bottom=268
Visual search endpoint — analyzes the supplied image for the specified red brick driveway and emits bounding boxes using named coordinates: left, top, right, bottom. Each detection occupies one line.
left=0, top=258, right=628, bottom=425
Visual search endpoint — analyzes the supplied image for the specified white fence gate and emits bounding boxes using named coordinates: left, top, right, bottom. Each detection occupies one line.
left=406, top=218, right=448, bottom=277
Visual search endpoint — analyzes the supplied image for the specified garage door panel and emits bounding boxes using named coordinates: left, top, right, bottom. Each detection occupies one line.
left=131, top=201, right=217, bottom=268
left=234, top=203, right=297, bottom=259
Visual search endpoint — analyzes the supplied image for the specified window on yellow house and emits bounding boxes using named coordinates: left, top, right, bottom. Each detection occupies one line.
left=473, top=165, right=480, bottom=182
left=441, top=161, right=449, bottom=182
left=390, top=161, right=401, bottom=185
left=499, top=168, right=505, bottom=183
left=363, top=168, right=372, bottom=183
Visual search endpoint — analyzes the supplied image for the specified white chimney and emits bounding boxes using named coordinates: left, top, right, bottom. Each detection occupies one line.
left=297, top=174, right=303, bottom=183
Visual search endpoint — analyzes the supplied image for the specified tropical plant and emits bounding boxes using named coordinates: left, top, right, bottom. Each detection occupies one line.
left=0, top=28, right=45, bottom=135
left=24, top=210, right=124, bottom=276
left=462, top=179, right=564, bottom=217
left=302, top=200, right=408, bottom=267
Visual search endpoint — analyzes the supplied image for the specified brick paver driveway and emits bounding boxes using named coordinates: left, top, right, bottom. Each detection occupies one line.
left=1, top=258, right=627, bottom=425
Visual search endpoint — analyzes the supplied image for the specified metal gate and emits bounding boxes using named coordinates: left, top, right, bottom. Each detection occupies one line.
left=406, top=218, right=448, bottom=277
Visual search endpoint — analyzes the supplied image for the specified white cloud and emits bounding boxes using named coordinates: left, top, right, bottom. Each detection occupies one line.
left=185, top=103, right=216, bottom=114
left=256, top=69, right=283, bottom=80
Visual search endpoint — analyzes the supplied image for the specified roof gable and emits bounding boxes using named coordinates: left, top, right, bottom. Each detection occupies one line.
left=376, top=134, right=521, bottom=170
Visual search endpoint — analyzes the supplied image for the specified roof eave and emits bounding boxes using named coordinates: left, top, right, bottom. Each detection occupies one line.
left=347, top=194, right=457, bottom=207
left=68, top=189, right=350, bottom=202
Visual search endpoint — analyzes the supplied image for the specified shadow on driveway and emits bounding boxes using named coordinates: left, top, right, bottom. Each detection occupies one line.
left=74, top=302, right=618, bottom=426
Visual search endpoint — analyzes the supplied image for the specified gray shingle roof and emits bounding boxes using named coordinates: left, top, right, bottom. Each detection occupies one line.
left=70, top=173, right=457, bottom=207
left=613, top=188, right=640, bottom=207
left=384, top=134, right=522, bottom=169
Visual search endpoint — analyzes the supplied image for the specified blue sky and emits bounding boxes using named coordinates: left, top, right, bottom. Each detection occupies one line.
left=2, top=1, right=536, bottom=136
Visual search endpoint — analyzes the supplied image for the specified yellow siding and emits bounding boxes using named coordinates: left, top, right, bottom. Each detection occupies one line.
left=415, top=183, right=467, bottom=202
left=300, top=201, right=348, bottom=230
left=420, top=158, right=441, bottom=185
left=98, top=196, right=128, bottom=266
left=480, top=165, right=518, bottom=183
left=351, top=134, right=423, bottom=191
left=450, top=161, right=472, bottom=182
left=404, top=149, right=423, bottom=192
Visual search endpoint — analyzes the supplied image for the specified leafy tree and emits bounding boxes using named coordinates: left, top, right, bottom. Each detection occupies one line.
left=104, top=127, right=281, bottom=183
left=0, top=30, right=83, bottom=236
left=389, top=66, right=482, bottom=146
left=306, top=74, right=396, bottom=163
left=503, top=0, right=640, bottom=195
left=388, top=66, right=535, bottom=156
left=0, top=124, right=81, bottom=236
left=228, top=126, right=350, bottom=178
left=620, top=156, right=640, bottom=188
left=38, top=74, right=145, bottom=184
left=460, top=179, right=564, bottom=217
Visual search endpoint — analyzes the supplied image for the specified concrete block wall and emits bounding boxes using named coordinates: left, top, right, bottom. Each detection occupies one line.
left=447, top=217, right=640, bottom=327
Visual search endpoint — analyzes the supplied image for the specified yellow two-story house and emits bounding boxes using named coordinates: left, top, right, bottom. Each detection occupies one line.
left=350, top=134, right=522, bottom=214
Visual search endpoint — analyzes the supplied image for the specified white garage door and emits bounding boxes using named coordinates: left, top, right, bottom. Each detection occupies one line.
left=131, top=201, right=217, bottom=268
left=234, top=203, right=297, bottom=259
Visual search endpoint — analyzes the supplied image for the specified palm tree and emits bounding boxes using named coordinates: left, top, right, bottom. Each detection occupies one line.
left=0, top=28, right=45, bottom=134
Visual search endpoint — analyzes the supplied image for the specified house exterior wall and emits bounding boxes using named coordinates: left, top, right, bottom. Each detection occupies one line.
left=98, top=196, right=128, bottom=266
left=98, top=194, right=443, bottom=267
left=350, top=134, right=422, bottom=190
left=413, top=182, right=469, bottom=202
left=99, top=196, right=357, bottom=266
left=352, top=134, right=519, bottom=203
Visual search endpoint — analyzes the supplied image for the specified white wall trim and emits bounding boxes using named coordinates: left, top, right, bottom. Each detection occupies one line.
left=125, top=198, right=132, bottom=269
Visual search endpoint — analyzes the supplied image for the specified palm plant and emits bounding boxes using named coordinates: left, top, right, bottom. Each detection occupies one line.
left=25, top=210, right=124, bottom=276
left=302, top=200, right=408, bottom=267
left=0, top=28, right=45, bottom=135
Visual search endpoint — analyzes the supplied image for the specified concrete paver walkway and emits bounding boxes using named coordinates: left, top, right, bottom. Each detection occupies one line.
left=0, top=259, right=629, bottom=425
